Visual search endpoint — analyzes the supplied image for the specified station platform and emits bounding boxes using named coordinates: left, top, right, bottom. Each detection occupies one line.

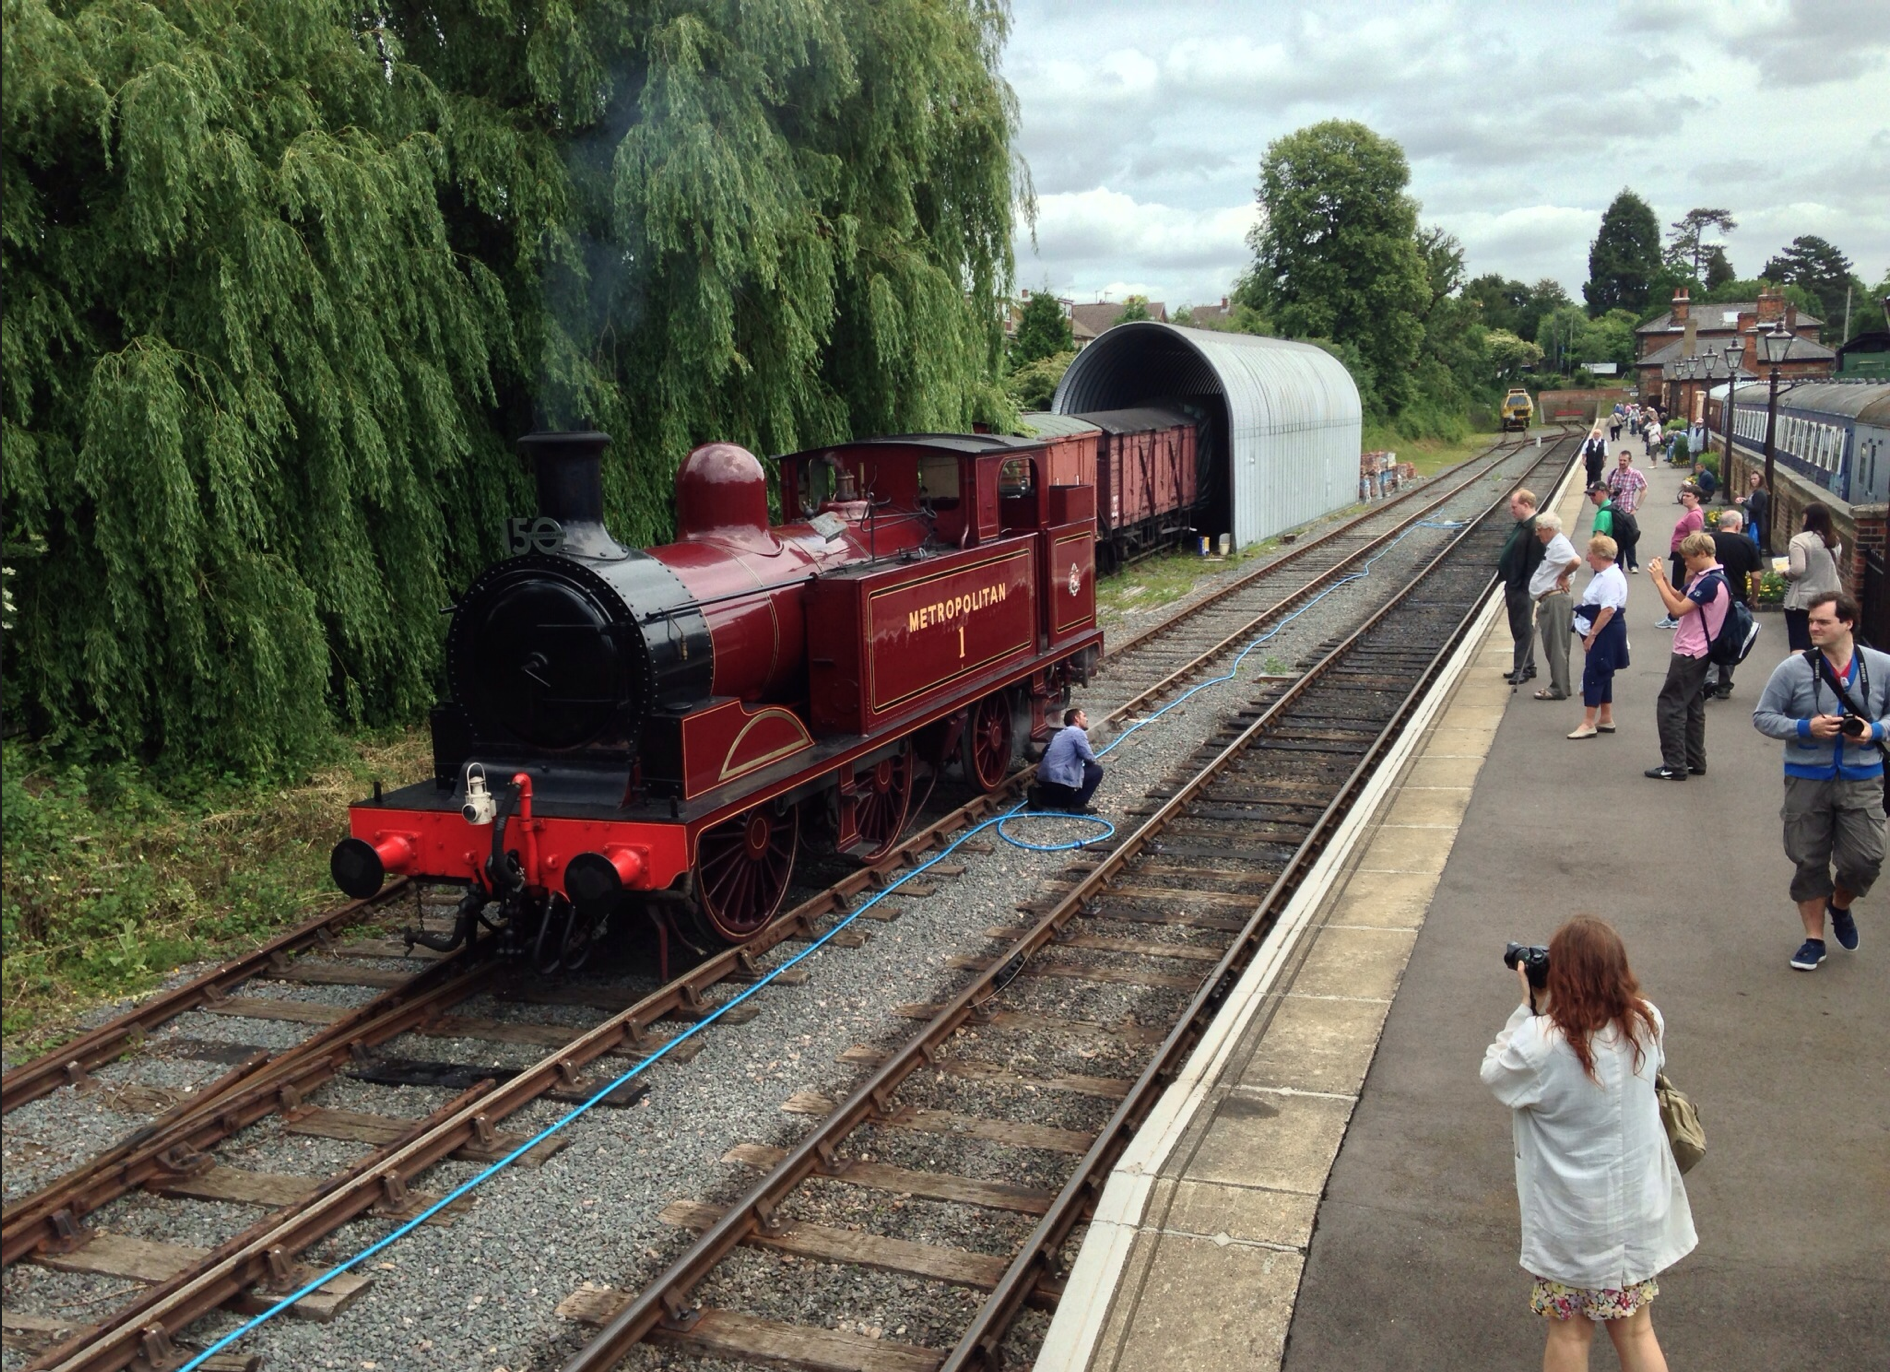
left=1037, top=442, right=1890, bottom=1370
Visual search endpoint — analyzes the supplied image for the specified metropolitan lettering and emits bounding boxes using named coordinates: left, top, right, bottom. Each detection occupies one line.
left=907, top=580, right=1010, bottom=633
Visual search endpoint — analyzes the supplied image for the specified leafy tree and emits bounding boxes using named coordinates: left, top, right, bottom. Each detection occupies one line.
left=1011, top=292, right=1073, bottom=367
left=1463, top=274, right=1527, bottom=335
left=1665, top=208, right=1737, bottom=276
left=1170, top=305, right=1195, bottom=327
left=1517, top=279, right=1573, bottom=346
left=1584, top=190, right=1662, bottom=317
left=1486, top=330, right=1543, bottom=385
left=1111, top=295, right=1152, bottom=325
left=2, top=0, right=511, bottom=770
left=1237, top=120, right=1429, bottom=413
left=1574, top=309, right=1640, bottom=372
left=1004, top=351, right=1074, bottom=410
left=1703, top=244, right=1736, bottom=291
left=1534, top=305, right=1587, bottom=376
left=1762, top=236, right=1855, bottom=327
left=3, top=0, right=1023, bottom=772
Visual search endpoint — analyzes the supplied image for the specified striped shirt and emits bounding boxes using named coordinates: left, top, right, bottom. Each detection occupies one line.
left=1606, top=465, right=1648, bottom=515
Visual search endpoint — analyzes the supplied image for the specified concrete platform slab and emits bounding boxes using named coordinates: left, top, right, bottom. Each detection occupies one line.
left=1185, top=1089, right=1356, bottom=1194
left=1105, top=1238, right=1300, bottom=1372
left=1237, top=994, right=1389, bottom=1095
left=1285, top=925, right=1417, bottom=1001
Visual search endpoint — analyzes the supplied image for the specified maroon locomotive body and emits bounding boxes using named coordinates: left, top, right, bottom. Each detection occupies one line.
left=331, top=430, right=1100, bottom=961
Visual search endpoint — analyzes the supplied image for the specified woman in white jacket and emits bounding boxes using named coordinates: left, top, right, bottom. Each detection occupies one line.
left=1481, top=916, right=1696, bottom=1371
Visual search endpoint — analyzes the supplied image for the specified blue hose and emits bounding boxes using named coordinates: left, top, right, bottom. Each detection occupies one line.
left=181, top=512, right=1466, bottom=1369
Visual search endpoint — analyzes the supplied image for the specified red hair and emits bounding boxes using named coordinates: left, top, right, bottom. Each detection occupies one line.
left=1544, top=916, right=1658, bottom=1082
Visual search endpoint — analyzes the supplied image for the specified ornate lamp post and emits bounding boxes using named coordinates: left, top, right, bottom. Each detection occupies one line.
left=1760, top=324, right=1792, bottom=548
left=1721, top=339, right=1744, bottom=504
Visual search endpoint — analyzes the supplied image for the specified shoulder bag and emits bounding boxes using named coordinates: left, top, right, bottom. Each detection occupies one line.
left=1655, top=1072, right=1705, bottom=1173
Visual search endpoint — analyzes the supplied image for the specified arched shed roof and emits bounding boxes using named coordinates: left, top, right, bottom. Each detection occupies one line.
left=1052, top=322, right=1362, bottom=545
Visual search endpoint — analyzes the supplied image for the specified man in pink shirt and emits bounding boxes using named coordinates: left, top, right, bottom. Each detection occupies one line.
left=1644, top=531, right=1728, bottom=780
left=1654, top=485, right=1706, bottom=628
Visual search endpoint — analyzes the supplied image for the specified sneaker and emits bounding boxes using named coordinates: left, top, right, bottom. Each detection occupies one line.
left=1830, top=904, right=1859, bottom=951
left=1790, top=938, right=1827, bottom=971
left=1654, top=616, right=1678, bottom=629
left=1643, top=765, right=1687, bottom=780
left=1688, top=763, right=1706, bottom=775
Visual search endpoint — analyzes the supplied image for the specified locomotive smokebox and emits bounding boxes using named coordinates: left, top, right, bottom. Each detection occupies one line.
left=518, top=430, right=626, bottom=560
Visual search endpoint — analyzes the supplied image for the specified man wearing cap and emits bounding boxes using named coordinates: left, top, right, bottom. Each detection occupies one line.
left=1586, top=482, right=1638, bottom=575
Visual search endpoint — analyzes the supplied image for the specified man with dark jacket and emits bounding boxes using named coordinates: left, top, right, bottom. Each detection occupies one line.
left=1707, top=508, right=1764, bottom=699
left=1752, top=593, right=1890, bottom=971
left=1497, top=489, right=1544, bottom=685
left=1580, top=428, right=1608, bottom=488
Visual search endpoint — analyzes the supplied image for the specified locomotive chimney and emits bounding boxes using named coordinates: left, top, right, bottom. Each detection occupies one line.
left=516, top=430, right=628, bottom=559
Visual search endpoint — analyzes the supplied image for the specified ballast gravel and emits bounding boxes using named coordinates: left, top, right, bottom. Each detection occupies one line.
left=4, top=441, right=1548, bottom=1372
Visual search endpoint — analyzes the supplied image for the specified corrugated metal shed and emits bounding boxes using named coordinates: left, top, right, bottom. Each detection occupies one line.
left=1051, top=322, right=1362, bottom=546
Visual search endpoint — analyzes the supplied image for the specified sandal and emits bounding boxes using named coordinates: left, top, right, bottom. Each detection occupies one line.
left=1533, top=689, right=1565, bottom=701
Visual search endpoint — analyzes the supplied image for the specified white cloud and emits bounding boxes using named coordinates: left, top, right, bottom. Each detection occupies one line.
left=1020, top=189, right=1259, bottom=306
left=1004, top=0, right=1890, bottom=301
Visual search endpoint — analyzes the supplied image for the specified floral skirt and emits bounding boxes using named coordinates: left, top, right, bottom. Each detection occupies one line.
left=1530, top=1275, right=1659, bottom=1321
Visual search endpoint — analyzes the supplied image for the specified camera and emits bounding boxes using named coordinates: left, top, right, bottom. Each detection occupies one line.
left=461, top=763, right=496, bottom=826
left=1503, top=941, right=1550, bottom=989
left=1840, top=714, right=1869, bottom=739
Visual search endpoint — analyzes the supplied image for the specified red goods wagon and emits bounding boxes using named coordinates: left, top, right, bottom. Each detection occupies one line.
left=331, top=430, right=1100, bottom=960
left=1083, top=408, right=1200, bottom=571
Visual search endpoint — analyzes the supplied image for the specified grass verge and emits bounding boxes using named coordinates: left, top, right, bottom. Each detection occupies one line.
left=1, top=731, right=429, bottom=1053
left=1366, top=424, right=1506, bottom=479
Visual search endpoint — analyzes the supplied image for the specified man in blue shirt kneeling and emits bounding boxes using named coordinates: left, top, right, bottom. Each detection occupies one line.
left=1031, top=707, right=1103, bottom=814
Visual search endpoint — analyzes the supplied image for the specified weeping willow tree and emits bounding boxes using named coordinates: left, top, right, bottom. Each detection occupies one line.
left=2, top=0, right=515, bottom=770
left=409, top=0, right=1023, bottom=545
left=2, top=0, right=1023, bottom=771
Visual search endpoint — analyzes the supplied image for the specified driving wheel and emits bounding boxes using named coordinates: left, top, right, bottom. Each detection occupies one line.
left=693, top=802, right=799, bottom=943
left=962, top=690, right=1015, bottom=792
left=850, top=743, right=915, bottom=862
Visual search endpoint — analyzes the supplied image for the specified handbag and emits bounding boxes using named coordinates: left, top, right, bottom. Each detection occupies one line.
left=1655, top=1071, right=1705, bottom=1174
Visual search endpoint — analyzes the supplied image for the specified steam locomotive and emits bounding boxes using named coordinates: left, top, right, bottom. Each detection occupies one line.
left=330, top=429, right=1102, bottom=964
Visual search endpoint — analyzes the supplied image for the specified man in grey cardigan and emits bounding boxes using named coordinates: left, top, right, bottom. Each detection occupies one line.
left=1752, top=592, right=1890, bottom=971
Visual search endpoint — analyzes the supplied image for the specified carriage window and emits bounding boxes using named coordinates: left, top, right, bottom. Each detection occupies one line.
left=918, top=454, right=961, bottom=502
left=998, top=456, right=1035, bottom=496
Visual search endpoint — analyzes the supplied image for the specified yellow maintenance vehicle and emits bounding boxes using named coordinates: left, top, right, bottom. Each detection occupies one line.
left=1500, top=387, right=1535, bottom=432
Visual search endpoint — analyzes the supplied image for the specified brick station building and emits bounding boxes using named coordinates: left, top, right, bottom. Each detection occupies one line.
left=1636, top=287, right=1835, bottom=419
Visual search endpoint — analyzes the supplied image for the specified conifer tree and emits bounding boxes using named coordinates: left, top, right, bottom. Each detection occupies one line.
left=1584, top=190, right=1661, bottom=317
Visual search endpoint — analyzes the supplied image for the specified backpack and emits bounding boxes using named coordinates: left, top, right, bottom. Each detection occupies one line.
left=1607, top=502, right=1639, bottom=545
left=1695, top=572, right=1757, bottom=666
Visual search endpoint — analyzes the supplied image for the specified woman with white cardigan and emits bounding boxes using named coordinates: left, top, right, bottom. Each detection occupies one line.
left=1481, top=917, right=1696, bottom=1372
left=1781, top=502, right=1844, bottom=651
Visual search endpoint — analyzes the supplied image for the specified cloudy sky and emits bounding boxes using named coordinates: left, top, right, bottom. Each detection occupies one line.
left=1003, top=0, right=1890, bottom=317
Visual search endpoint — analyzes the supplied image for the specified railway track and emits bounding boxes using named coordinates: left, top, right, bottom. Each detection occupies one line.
left=0, top=433, right=1572, bottom=1370
left=553, top=433, right=1578, bottom=1372
left=0, top=434, right=1543, bottom=1127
